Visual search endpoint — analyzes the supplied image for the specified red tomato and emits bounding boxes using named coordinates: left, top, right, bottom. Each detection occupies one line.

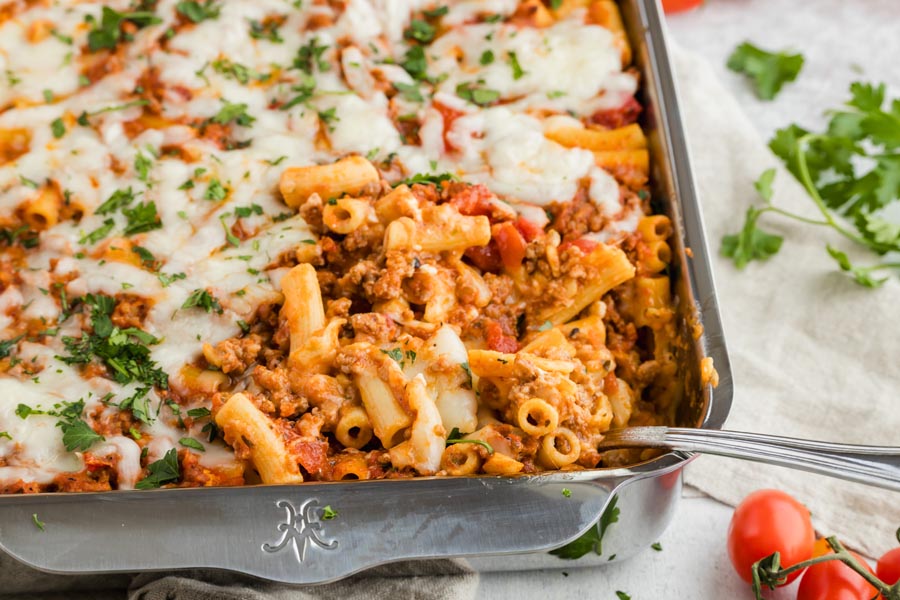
left=464, top=243, right=502, bottom=273
left=661, top=0, right=703, bottom=13
left=448, top=183, right=494, bottom=217
left=514, top=217, right=543, bottom=242
left=559, top=237, right=599, bottom=255
left=493, top=222, right=527, bottom=270
left=726, top=489, right=815, bottom=584
left=797, top=549, right=877, bottom=600
left=590, top=96, right=642, bottom=129
left=877, top=547, right=900, bottom=585
left=485, top=321, right=518, bottom=353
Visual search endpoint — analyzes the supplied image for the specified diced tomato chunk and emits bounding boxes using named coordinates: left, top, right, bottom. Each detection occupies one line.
left=449, top=183, right=495, bottom=216
left=486, top=321, right=519, bottom=353
left=560, top=237, right=599, bottom=254
left=591, top=96, right=642, bottom=129
left=514, top=216, right=544, bottom=242
left=493, top=222, right=527, bottom=270
left=465, top=242, right=503, bottom=273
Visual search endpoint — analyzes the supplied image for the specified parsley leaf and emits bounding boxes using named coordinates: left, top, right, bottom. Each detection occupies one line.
left=182, top=289, right=224, bottom=314
left=826, top=245, right=891, bottom=288
left=321, top=505, right=338, bottom=520
left=60, top=418, right=104, bottom=452
left=507, top=51, right=526, bottom=80
left=400, top=46, right=430, bottom=82
left=293, top=37, right=330, bottom=74
left=204, top=178, right=227, bottom=201
left=176, top=0, right=220, bottom=23
left=479, top=50, right=494, bottom=65
left=445, top=427, right=494, bottom=453
left=87, top=6, right=162, bottom=52
left=396, top=172, right=457, bottom=187
left=80, top=218, right=115, bottom=245
left=135, top=447, right=180, bottom=489
left=726, top=42, right=804, bottom=100
left=0, top=335, right=23, bottom=359
left=456, top=82, right=500, bottom=106
left=393, top=82, right=423, bottom=102
left=550, top=495, right=620, bottom=559
left=32, top=514, right=45, bottom=531
left=51, top=118, right=66, bottom=139
left=96, top=187, right=137, bottom=215
left=615, top=593, right=631, bottom=600
left=405, top=19, right=435, bottom=43
left=123, top=201, right=162, bottom=235
left=248, top=18, right=283, bottom=43
left=211, top=100, right=255, bottom=127
left=179, top=437, right=205, bottom=451
left=721, top=206, right=784, bottom=269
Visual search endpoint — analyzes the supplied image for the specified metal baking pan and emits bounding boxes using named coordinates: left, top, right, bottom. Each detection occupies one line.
left=0, top=0, right=731, bottom=584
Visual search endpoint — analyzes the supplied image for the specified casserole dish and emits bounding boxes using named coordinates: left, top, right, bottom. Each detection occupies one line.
left=0, top=0, right=732, bottom=583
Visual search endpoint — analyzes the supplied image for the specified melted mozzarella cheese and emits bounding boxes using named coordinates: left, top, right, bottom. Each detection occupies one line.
left=0, top=0, right=641, bottom=486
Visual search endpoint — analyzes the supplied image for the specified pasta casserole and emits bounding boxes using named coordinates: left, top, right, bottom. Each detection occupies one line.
left=0, top=0, right=683, bottom=491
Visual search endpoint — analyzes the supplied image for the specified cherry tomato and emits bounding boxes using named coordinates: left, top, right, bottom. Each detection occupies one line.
left=661, top=0, right=703, bottom=14
left=797, top=548, right=877, bottom=600
left=726, top=489, right=815, bottom=584
left=877, top=547, right=900, bottom=585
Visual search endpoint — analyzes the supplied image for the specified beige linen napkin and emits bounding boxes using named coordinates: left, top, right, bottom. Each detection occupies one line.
left=674, top=46, right=900, bottom=557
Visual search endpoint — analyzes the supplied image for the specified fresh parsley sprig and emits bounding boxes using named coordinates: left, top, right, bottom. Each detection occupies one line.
left=135, top=447, right=180, bottom=489
left=445, top=427, right=494, bottom=453
left=721, top=81, right=900, bottom=287
left=727, top=42, right=804, bottom=101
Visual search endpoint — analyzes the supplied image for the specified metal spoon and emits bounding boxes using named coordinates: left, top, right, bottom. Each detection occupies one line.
left=599, top=427, right=900, bottom=492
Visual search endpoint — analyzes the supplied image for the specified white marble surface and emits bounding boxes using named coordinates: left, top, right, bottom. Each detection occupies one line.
left=479, top=0, right=898, bottom=597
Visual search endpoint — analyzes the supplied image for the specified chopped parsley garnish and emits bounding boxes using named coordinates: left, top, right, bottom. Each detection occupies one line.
left=19, top=175, right=39, bottom=189
left=321, top=505, right=338, bottom=520
left=96, top=187, right=137, bottom=215
left=234, top=203, right=263, bottom=218
left=248, top=17, right=284, bottom=43
left=50, top=118, right=66, bottom=139
left=79, top=218, right=115, bottom=245
left=318, top=107, right=339, bottom=130
left=182, top=289, right=224, bottom=314
left=211, top=100, right=256, bottom=127
left=550, top=495, right=620, bottom=559
left=118, top=387, right=153, bottom=424
left=157, top=271, right=186, bottom=287
left=135, top=447, right=180, bottom=489
left=651, top=542, right=663, bottom=551
left=423, top=5, right=448, bottom=17
left=187, top=407, right=211, bottom=419
left=561, top=488, right=572, bottom=498
left=211, top=58, right=270, bottom=84
left=727, top=42, right=804, bottom=100
left=507, top=51, right=526, bottom=80
left=393, top=82, right=424, bottom=102
left=293, top=37, right=330, bottom=74
left=179, top=437, right=205, bottom=451
left=204, top=178, right=227, bottom=201
left=134, top=151, right=153, bottom=183
left=132, top=245, right=156, bottom=268
left=460, top=361, right=473, bottom=387
left=455, top=82, right=500, bottom=106
left=0, top=225, right=40, bottom=249
left=0, top=335, right=23, bottom=360
left=57, top=294, right=168, bottom=389
left=280, top=74, right=317, bottom=111
left=396, top=172, right=457, bottom=187
left=176, top=0, right=221, bottom=23
left=615, top=593, right=631, bottom=600
left=32, top=513, right=45, bottom=531
left=404, top=19, right=435, bottom=43
left=86, top=6, right=162, bottom=52
left=400, top=46, right=430, bottom=82
left=479, top=50, right=495, bottom=65
left=445, top=427, right=494, bottom=453
left=51, top=29, right=73, bottom=44
left=123, top=201, right=162, bottom=235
